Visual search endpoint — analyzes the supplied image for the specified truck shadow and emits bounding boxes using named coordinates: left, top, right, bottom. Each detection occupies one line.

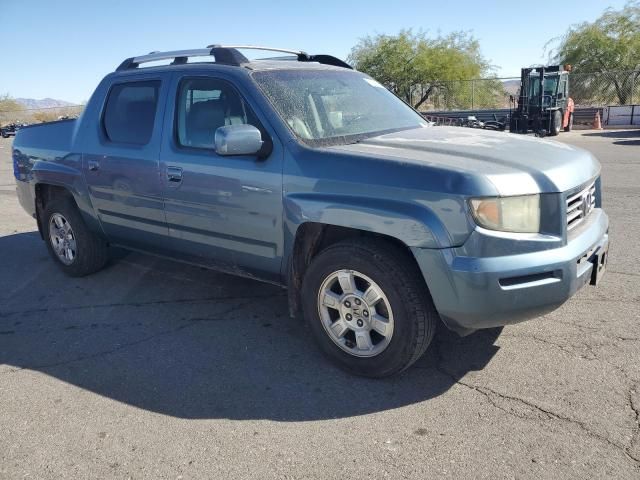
left=583, top=129, right=640, bottom=146
left=0, top=231, right=501, bottom=421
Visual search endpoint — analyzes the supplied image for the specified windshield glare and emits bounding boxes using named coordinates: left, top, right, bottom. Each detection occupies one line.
left=252, top=69, right=428, bottom=145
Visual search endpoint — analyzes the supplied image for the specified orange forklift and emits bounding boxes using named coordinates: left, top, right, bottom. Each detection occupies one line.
left=509, top=65, right=574, bottom=136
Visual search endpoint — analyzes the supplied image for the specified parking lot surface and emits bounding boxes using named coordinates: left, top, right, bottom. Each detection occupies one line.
left=1, top=130, right=639, bottom=479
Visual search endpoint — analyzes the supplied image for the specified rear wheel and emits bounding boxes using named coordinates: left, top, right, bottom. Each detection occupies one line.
left=564, top=112, right=573, bottom=132
left=301, top=238, right=438, bottom=377
left=43, top=197, right=108, bottom=277
left=549, top=110, right=562, bottom=136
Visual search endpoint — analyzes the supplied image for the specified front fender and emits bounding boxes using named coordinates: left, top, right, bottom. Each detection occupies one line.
left=284, top=192, right=452, bottom=249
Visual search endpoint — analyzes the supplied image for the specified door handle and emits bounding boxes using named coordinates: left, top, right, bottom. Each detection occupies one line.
left=242, top=185, right=272, bottom=194
left=166, top=166, right=183, bottom=184
left=88, top=160, right=100, bottom=171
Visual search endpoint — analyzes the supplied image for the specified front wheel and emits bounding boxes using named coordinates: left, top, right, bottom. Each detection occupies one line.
left=549, top=110, right=562, bottom=136
left=43, top=197, right=109, bottom=277
left=301, top=239, right=438, bottom=377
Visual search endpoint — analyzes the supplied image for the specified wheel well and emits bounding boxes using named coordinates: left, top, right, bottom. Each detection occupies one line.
left=34, top=184, right=75, bottom=238
left=286, top=222, right=419, bottom=318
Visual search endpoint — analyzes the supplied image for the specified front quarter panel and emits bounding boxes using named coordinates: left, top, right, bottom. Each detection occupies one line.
left=281, top=141, right=492, bottom=275
left=284, top=192, right=448, bottom=248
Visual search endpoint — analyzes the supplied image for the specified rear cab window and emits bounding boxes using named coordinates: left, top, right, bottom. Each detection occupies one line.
left=103, top=81, right=160, bottom=145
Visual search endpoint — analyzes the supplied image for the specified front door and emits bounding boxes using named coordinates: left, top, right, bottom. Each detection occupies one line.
left=83, top=74, right=170, bottom=250
left=160, top=74, right=284, bottom=281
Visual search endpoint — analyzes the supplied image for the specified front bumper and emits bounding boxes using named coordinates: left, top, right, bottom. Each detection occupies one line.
left=411, top=209, right=609, bottom=335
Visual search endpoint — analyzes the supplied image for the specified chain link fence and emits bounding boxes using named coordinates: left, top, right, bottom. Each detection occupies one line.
left=418, top=70, right=640, bottom=111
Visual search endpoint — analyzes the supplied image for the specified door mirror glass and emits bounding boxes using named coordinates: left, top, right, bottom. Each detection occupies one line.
left=214, top=124, right=263, bottom=156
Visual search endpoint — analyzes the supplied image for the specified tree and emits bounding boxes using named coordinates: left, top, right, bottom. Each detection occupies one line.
left=551, top=1, right=640, bottom=105
left=0, top=94, right=25, bottom=126
left=347, top=30, right=501, bottom=110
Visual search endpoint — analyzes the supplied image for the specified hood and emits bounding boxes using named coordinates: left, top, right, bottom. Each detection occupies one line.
left=328, top=126, right=600, bottom=195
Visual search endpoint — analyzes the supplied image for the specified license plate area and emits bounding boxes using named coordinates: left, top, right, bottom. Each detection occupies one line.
left=589, top=242, right=608, bottom=286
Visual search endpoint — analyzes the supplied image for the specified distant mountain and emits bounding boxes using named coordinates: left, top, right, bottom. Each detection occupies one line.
left=15, top=98, right=76, bottom=109
left=502, top=79, right=520, bottom=95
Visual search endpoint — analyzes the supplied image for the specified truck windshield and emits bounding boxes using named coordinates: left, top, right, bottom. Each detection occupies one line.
left=252, top=69, right=429, bottom=146
left=528, top=75, right=559, bottom=107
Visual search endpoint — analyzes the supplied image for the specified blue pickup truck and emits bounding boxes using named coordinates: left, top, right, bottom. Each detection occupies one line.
left=13, top=46, right=609, bottom=377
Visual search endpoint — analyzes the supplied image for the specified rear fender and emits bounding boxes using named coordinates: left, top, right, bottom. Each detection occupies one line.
left=32, top=158, right=104, bottom=239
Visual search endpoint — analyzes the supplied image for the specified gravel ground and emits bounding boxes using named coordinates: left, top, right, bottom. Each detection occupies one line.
left=0, top=130, right=638, bottom=479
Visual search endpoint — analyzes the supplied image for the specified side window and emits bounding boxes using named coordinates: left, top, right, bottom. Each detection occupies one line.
left=103, top=81, right=160, bottom=145
left=176, top=77, right=260, bottom=149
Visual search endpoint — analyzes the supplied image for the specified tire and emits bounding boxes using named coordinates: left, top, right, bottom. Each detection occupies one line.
left=43, top=197, right=108, bottom=277
left=564, top=112, right=573, bottom=132
left=301, top=238, right=438, bottom=377
left=549, top=110, right=562, bottom=136
left=509, top=116, right=517, bottom=133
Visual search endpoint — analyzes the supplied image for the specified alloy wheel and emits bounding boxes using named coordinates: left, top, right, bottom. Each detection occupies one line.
left=49, top=213, right=77, bottom=265
left=317, top=269, right=394, bottom=357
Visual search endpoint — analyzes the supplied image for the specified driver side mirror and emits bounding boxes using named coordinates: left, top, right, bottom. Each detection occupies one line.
left=214, top=124, right=263, bottom=156
left=557, top=92, right=564, bottom=99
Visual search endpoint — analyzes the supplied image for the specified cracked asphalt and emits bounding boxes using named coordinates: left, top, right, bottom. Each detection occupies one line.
left=1, top=130, right=639, bottom=479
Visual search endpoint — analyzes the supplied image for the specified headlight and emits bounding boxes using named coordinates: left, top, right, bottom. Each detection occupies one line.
left=469, top=195, right=540, bottom=233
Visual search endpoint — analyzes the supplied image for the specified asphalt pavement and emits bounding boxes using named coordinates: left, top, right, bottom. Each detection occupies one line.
left=0, top=129, right=639, bottom=479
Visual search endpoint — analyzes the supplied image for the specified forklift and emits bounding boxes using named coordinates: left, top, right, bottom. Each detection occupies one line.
left=509, top=65, right=574, bottom=136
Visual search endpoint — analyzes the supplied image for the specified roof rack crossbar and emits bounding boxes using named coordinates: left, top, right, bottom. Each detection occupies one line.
left=116, top=45, right=351, bottom=71
left=298, top=54, right=352, bottom=69
left=206, top=45, right=351, bottom=69
left=117, top=49, right=215, bottom=71
left=206, top=44, right=306, bottom=56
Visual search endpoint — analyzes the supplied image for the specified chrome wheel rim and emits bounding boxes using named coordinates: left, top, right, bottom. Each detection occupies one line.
left=48, top=213, right=77, bottom=265
left=317, top=269, right=394, bottom=357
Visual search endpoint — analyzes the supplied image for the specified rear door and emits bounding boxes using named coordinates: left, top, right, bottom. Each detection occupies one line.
left=83, top=73, right=170, bottom=251
left=159, top=72, right=284, bottom=282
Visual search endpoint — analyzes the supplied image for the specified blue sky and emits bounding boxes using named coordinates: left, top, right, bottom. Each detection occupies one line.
left=0, top=0, right=629, bottom=103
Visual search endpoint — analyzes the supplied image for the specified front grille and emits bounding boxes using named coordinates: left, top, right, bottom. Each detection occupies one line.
left=566, top=181, right=596, bottom=231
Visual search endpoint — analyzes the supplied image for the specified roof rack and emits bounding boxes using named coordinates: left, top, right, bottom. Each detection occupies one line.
left=116, top=45, right=352, bottom=71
